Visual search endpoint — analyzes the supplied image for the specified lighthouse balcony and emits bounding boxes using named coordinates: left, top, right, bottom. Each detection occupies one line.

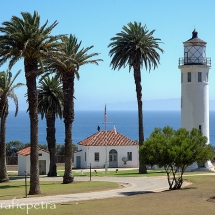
left=179, top=57, right=211, bottom=66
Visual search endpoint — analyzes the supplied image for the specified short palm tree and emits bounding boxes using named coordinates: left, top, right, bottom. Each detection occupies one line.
left=108, top=22, right=164, bottom=174
left=0, top=11, right=63, bottom=194
left=37, top=75, right=63, bottom=177
left=0, top=70, right=24, bottom=182
left=47, top=34, right=102, bottom=183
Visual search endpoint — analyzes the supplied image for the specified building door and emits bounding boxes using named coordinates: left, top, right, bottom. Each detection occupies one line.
left=76, top=156, right=81, bottom=168
left=109, top=149, right=118, bottom=167
left=184, top=52, right=188, bottom=64
left=39, top=160, right=46, bottom=175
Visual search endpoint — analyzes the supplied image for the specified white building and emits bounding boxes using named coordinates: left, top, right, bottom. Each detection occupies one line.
left=74, top=130, right=139, bottom=169
left=17, top=147, right=50, bottom=176
left=178, top=29, right=214, bottom=171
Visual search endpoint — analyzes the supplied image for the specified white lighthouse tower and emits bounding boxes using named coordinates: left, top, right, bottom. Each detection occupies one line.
left=179, top=29, right=214, bottom=171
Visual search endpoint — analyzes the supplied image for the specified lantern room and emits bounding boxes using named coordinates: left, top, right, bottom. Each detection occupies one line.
left=179, top=29, right=211, bottom=66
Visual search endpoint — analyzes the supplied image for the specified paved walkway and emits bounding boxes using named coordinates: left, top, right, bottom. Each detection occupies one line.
left=0, top=176, right=169, bottom=207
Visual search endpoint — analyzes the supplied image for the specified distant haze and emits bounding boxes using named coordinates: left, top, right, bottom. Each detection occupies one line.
left=9, top=98, right=215, bottom=112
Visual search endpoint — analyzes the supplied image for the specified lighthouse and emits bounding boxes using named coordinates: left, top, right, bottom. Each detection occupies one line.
left=178, top=29, right=214, bottom=171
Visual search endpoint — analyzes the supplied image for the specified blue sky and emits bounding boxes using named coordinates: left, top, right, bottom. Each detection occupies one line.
left=1, top=0, right=215, bottom=111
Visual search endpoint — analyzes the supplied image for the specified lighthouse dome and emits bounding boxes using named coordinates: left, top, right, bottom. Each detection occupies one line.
left=183, top=29, right=207, bottom=65
left=185, top=29, right=206, bottom=44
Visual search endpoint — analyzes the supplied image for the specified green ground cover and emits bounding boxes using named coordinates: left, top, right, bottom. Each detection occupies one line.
left=0, top=181, right=119, bottom=200
left=8, top=169, right=215, bottom=178
left=1, top=175, right=215, bottom=215
left=57, top=169, right=215, bottom=177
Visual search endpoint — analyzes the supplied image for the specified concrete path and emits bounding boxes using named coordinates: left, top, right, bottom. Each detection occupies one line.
left=0, top=176, right=169, bottom=207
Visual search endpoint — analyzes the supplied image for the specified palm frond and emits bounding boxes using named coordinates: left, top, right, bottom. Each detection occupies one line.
left=0, top=10, right=63, bottom=69
left=45, top=34, right=103, bottom=78
left=108, top=21, right=164, bottom=72
left=37, top=75, right=63, bottom=119
left=0, top=69, right=24, bottom=117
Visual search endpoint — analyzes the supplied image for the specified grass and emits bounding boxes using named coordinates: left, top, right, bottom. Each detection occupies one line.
left=1, top=175, right=215, bottom=215
left=58, top=169, right=167, bottom=177
left=56, top=169, right=215, bottom=177
left=0, top=181, right=119, bottom=200
left=8, top=168, right=215, bottom=178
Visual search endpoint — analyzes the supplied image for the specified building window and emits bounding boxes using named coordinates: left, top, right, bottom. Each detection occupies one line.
left=39, top=153, right=42, bottom=156
left=181, top=73, right=183, bottom=82
left=188, top=72, right=191, bottom=82
left=85, top=152, right=86, bottom=161
left=94, top=152, right=99, bottom=161
left=199, top=125, right=202, bottom=132
left=198, top=72, right=202, bottom=82
left=127, top=152, right=132, bottom=161
left=206, top=73, right=209, bottom=82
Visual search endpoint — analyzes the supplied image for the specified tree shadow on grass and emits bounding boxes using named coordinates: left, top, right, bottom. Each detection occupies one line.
left=0, top=184, right=25, bottom=189
left=9, top=176, right=25, bottom=180
left=181, top=186, right=197, bottom=190
left=161, top=186, right=197, bottom=193
left=207, top=196, right=215, bottom=203
left=119, top=191, right=155, bottom=196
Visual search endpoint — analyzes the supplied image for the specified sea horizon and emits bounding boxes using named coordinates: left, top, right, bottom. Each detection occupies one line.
left=6, top=110, right=215, bottom=146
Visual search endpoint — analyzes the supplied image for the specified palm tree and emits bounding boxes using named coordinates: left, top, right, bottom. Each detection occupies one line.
left=0, top=70, right=24, bottom=182
left=108, top=22, right=164, bottom=174
left=0, top=11, right=62, bottom=194
left=47, top=34, right=102, bottom=183
left=37, top=75, right=63, bottom=177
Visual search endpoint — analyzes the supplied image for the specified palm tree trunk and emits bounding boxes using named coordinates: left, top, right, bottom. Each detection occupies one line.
left=62, top=71, right=74, bottom=184
left=25, top=58, right=41, bottom=194
left=46, top=112, right=57, bottom=177
left=134, top=66, right=147, bottom=174
left=0, top=99, right=9, bottom=182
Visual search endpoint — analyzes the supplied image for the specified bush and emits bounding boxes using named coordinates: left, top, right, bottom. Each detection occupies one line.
left=140, top=127, right=214, bottom=190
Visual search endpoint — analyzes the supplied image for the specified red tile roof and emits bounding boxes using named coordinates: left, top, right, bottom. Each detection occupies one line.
left=17, top=147, right=49, bottom=156
left=78, top=130, right=138, bottom=146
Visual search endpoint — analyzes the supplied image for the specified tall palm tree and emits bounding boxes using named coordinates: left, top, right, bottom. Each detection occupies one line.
left=0, top=70, right=24, bottom=182
left=0, top=11, right=62, bottom=194
left=108, top=22, right=164, bottom=174
left=37, top=75, right=63, bottom=177
left=47, top=34, right=102, bottom=183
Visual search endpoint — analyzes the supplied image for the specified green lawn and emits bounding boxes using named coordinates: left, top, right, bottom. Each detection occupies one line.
left=1, top=175, right=215, bottom=215
left=57, top=169, right=215, bottom=177
left=8, top=169, right=215, bottom=178
left=0, top=181, right=119, bottom=200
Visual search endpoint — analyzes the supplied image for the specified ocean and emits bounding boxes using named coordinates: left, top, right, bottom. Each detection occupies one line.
left=5, top=110, right=215, bottom=146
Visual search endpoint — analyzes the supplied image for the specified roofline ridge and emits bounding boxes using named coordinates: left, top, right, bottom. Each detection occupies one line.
left=78, top=130, right=138, bottom=146
left=17, top=146, right=49, bottom=154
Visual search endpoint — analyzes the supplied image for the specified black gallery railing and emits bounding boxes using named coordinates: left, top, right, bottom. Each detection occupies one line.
left=179, top=57, right=211, bottom=66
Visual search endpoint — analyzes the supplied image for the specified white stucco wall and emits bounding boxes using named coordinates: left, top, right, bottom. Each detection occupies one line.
left=180, top=65, right=210, bottom=142
left=74, top=145, right=88, bottom=169
left=38, top=150, right=50, bottom=175
left=18, top=149, right=50, bottom=176
left=179, top=64, right=213, bottom=171
left=74, top=144, right=139, bottom=169
left=18, top=154, right=30, bottom=176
